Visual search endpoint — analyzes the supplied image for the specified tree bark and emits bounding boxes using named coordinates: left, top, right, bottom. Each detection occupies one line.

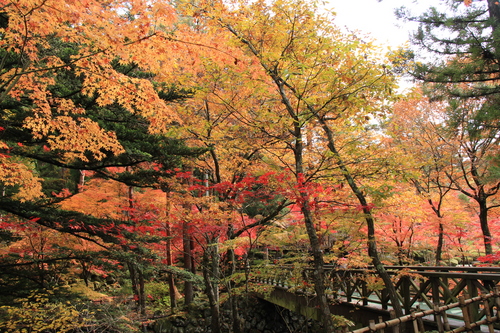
left=453, top=154, right=495, bottom=256
left=292, top=120, right=333, bottom=332
left=164, top=191, right=178, bottom=311
left=488, top=0, right=500, bottom=30
left=478, top=197, right=493, bottom=255
left=225, top=225, right=243, bottom=333
left=436, top=222, right=444, bottom=265
left=203, top=246, right=221, bottom=333
left=126, top=173, right=146, bottom=314
left=183, top=220, right=194, bottom=305
left=427, top=197, right=446, bottom=265
left=139, top=269, right=146, bottom=316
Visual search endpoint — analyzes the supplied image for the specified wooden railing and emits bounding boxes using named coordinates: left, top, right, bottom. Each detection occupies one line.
left=321, top=266, right=500, bottom=313
left=251, top=265, right=500, bottom=332
left=349, top=289, right=500, bottom=333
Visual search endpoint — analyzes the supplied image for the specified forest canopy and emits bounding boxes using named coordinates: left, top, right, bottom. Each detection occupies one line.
left=0, top=0, right=499, bottom=332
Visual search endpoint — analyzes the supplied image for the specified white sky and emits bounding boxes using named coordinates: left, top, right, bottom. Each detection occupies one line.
left=328, top=0, right=436, bottom=49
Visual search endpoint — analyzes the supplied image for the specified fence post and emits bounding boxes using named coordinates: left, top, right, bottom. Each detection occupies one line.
left=346, top=272, right=353, bottom=303
left=466, top=279, right=479, bottom=323
left=378, top=316, right=385, bottom=333
left=481, top=292, right=495, bottom=333
left=402, top=276, right=411, bottom=315
left=431, top=277, right=443, bottom=332
left=410, top=309, right=419, bottom=333
left=441, top=306, right=451, bottom=331
left=459, top=295, right=472, bottom=332
left=493, top=287, right=500, bottom=331
left=362, top=280, right=368, bottom=306
left=390, top=310, right=399, bottom=333
left=494, top=287, right=500, bottom=319
left=433, top=304, right=444, bottom=333
left=415, top=305, right=425, bottom=333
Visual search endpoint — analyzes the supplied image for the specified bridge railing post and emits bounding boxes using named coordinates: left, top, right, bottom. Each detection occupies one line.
left=389, top=310, right=399, bottom=333
left=433, top=304, right=445, bottom=333
left=430, top=276, right=445, bottom=332
left=401, top=276, right=411, bottom=315
left=481, top=292, right=495, bottom=333
left=493, top=287, right=500, bottom=331
left=458, top=295, right=472, bottom=332
left=466, top=279, right=480, bottom=324
left=345, top=271, right=353, bottom=303
left=362, top=279, right=368, bottom=306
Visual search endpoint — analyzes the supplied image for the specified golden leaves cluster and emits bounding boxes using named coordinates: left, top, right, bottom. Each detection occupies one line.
left=0, top=289, right=83, bottom=333
left=1, top=0, right=190, bottom=152
left=0, top=156, right=43, bottom=202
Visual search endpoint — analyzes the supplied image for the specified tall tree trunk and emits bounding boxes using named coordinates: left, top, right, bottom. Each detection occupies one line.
left=293, top=123, right=333, bottom=332
left=125, top=170, right=146, bottom=314
left=183, top=220, right=194, bottom=305
left=436, top=222, right=444, bottom=265
left=127, top=262, right=140, bottom=312
left=301, top=199, right=332, bottom=330
left=139, top=269, right=146, bottom=316
left=211, top=242, right=220, bottom=305
left=319, top=119, right=404, bottom=318
left=224, top=23, right=334, bottom=332
left=164, top=190, right=177, bottom=311
left=478, top=197, right=493, bottom=255
left=76, top=170, right=85, bottom=193
left=190, top=237, right=197, bottom=275
left=226, top=225, right=243, bottom=333
left=467, top=159, right=493, bottom=255
left=488, top=0, right=500, bottom=30
left=127, top=263, right=146, bottom=315
left=428, top=198, right=446, bottom=265
left=203, top=244, right=221, bottom=333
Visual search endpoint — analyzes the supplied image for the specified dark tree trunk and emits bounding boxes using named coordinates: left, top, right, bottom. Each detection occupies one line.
left=183, top=221, right=193, bottom=305
left=126, top=175, right=146, bottom=314
left=128, top=262, right=144, bottom=313
left=166, top=226, right=177, bottom=310
left=164, top=191, right=177, bottom=311
left=488, top=0, right=500, bottom=30
left=225, top=225, right=243, bottom=333
left=435, top=222, right=444, bottom=265
left=139, top=269, right=146, bottom=316
left=203, top=247, right=221, bottom=333
left=301, top=201, right=332, bottom=331
left=230, top=296, right=243, bottom=333
left=478, top=197, right=493, bottom=255
left=292, top=124, right=333, bottom=333
left=467, top=160, right=493, bottom=255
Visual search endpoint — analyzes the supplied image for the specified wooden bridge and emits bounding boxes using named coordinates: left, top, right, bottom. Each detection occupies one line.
left=251, top=265, right=500, bottom=332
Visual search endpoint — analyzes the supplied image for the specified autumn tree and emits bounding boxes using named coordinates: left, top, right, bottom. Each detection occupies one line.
left=442, top=98, right=500, bottom=255
left=387, top=90, right=455, bottom=264
left=0, top=0, right=219, bottom=312
left=389, top=89, right=500, bottom=257
left=398, top=1, right=500, bottom=255
left=164, top=19, right=296, bottom=330
left=181, top=0, right=406, bottom=326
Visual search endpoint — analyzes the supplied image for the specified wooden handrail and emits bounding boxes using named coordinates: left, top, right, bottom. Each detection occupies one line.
left=348, top=289, right=500, bottom=333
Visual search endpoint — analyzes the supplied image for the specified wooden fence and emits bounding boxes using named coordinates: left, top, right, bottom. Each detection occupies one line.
left=348, top=288, right=500, bottom=333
